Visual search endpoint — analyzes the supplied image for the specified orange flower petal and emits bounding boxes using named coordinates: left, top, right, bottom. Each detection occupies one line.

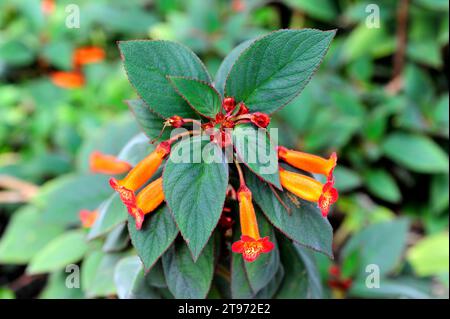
left=73, top=47, right=105, bottom=67
left=110, top=177, right=136, bottom=207
left=232, top=235, right=274, bottom=262
left=41, top=0, right=55, bottom=15
left=79, top=209, right=98, bottom=228
left=89, top=151, right=132, bottom=174
left=279, top=168, right=323, bottom=202
left=237, top=186, right=260, bottom=240
left=112, top=142, right=170, bottom=193
left=318, top=181, right=338, bottom=217
left=126, top=177, right=165, bottom=230
left=50, top=71, right=84, bottom=89
left=278, top=147, right=337, bottom=180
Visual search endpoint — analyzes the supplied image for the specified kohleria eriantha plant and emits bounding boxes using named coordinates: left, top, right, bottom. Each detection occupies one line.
left=88, top=29, right=338, bottom=298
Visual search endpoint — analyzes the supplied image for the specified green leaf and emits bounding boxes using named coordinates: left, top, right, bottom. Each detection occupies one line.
left=87, top=194, right=128, bottom=240
left=364, top=169, right=402, bottom=203
left=128, top=205, right=179, bottom=271
left=0, top=206, right=64, bottom=264
left=276, top=237, right=323, bottom=298
left=246, top=169, right=333, bottom=258
left=231, top=251, right=284, bottom=299
left=0, top=288, right=15, bottom=299
left=102, top=224, right=129, bottom=253
left=126, top=99, right=171, bottom=141
left=118, top=40, right=211, bottom=119
left=117, top=133, right=156, bottom=166
left=27, top=230, right=89, bottom=274
left=342, top=219, right=409, bottom=279
left=40, top=271, right=84, bottom=299
left=233, top=124, right=281, bottom=189
left=382, top=133, right=449, bottom=173
left=146, top=260, right=167, bottom=288
left=163, top=136, right=228, bottom=260
left=77, top=117, right=139, bottom=172
left=215, top=39, right=254, bottom=96
left=83, top=251, right=125, bottom=297
left=349, top=279, right=430, bottom=299
left=162, top=240, right=214, bottom=299
left=225, top=29, right=335, bottom=114
left=285, top=0, right=337, bottom=21
left=243, top=209, right=280, bottom=294
left=430, top=174, right=449, bottom=214
left=333, top=166, right=362, bottom=192
left=114, top=256, right=161, bottom=299
left=35, top=174, right=112, bottom=225
left=231, top=253, right=254, bottom=299
left=168, top=76, right=221, bottom=118
left=407, top=232, right=449, bottom=277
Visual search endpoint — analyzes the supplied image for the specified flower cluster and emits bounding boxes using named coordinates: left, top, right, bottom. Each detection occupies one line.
left=89, top=95, right=339, bottom=263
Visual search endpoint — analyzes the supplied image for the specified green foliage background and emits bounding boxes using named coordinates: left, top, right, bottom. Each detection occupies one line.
left=0, top=0, right=448, bottom=299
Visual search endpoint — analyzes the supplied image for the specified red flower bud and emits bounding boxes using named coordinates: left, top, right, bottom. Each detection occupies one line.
left=250, top=112, right=270, bottom=128
left=222, top=97, right=236, bottom=113
left=167, top=115, right=185, bottom=128
left=215, top=113, right=225, bottom=123
left=236, top=102, right=249, bottom=115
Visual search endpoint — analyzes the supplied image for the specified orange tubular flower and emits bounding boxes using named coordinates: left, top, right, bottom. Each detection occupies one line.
left=41, top=0, right=55, bottom=15
left=126, top=177, right=165, bottom=230
left=279, top=168, right=338, bottom=217
left=50, top=71, right=84, bottom=89
left=73, top=47, right=105, bottom=67
left=278, top=146, right=337, bottom=181
left=89, top=151, right=132, bottom=175
left=109, top=142, right=170, bottom=207
left=232, top=186, right=274, bottom=262
left=79, top=209, right=98, bottom=228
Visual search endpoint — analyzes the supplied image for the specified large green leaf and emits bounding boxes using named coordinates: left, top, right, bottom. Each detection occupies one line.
left=102, top=224, right=129, bottom=253
left=349, top=278, right=430, bottom=299
left=407, top=232, right=449, bottom=277
left=246, top=170, right=333, bottom=258
left=0, top=206, right=64, bottom=264
left=27, top=230, right=89, bottom=274
left=87, top=194, right=128, bottom=240
left=276, top=237, right=323, bottom=298
left=364, top=169, right=402, bottom=203
left=114, top=256, right=161, bottom=299
left=163, top=136, right=228, bottom=260
left=214, top=39, right=254, bottom=96
left=233, top=124, right=281, bottom=189
left=169, top=77, right=221, bottom=119
left=82, top=251, right=125, bottom=298
left=118, top=40, right=211, bottom=118
left=40, top=271, right=84, bottom=299
left=231, top=252, right=284, bottom=299
left=243, top=209, right=280, bottom=294
left=162, top=240, right=214, bottom=299
left=35, top=174, right=112, bottom=225
left=128, top=205, right=179, bottom=271
left=225, top=29, right=335, bottom=114
left=342, top=219, right=410, bottom=279
left=126, top=99, right=171, bottom=141
left=77, top=117, right=139, bottom=172
left=382, top=133, right=449, bottom=173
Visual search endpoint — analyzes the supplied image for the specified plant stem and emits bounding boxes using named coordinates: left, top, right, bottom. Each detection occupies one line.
left=167, top=130, right=200, bottom=144
left=234, top=160, right=246, bottom=187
